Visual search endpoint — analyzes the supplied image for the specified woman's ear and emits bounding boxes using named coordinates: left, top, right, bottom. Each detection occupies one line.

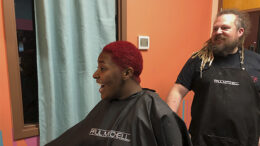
left=122, top=67, right=134, bottom=80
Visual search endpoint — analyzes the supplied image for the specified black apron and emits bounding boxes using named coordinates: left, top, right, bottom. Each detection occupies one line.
left=190, top=52, right=259, bottom=146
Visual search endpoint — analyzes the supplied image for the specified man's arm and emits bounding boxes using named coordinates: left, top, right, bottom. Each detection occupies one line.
left=166, top=83, right=189, bottom=112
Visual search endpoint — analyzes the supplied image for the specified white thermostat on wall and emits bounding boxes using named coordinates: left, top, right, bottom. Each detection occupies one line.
left=138, top=36, right=149, bottom=50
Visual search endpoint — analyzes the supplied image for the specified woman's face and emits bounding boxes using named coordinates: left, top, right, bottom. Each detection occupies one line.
left=93, top=52, right=124, bottom=100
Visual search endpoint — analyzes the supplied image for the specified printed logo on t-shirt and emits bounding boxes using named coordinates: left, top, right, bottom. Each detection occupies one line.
left=213, top=79, right=240, bottom=86
left=251, top=76, right=258, bottom=83
left=89, top=128, right=131, bottom=142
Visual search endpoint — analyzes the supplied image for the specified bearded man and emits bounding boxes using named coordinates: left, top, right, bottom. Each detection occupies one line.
left=167, top=9, right=260, bottom=146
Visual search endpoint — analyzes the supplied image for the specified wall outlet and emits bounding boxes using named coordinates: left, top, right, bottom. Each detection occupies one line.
left=138, top=36, right=149, bottom=50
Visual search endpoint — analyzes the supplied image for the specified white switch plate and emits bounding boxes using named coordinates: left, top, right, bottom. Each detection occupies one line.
left=138, top=36, right=149, bottom=50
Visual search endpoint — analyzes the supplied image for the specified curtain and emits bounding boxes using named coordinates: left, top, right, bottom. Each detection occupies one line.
left=34, top=0, right=116, bottom=145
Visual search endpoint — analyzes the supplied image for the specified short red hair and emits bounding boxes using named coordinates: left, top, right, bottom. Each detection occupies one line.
left=102, top=41, right=143, bottom=83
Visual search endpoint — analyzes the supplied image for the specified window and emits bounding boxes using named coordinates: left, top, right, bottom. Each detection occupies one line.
left=3, top=0, right=38, bottom=140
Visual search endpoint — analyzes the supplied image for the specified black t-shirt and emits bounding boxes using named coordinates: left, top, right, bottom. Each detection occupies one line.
left=176, top=49, right=260, bottom=92
left=45, top=89, right=192, bottom=146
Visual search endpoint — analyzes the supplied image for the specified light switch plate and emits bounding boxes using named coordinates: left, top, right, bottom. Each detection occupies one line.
left=138, top=36, right=149, bottom=50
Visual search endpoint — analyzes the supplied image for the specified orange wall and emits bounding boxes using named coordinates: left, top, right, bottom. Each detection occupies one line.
left=126, top=0, right=213, bottom=125
left=223, top=0, right=260, bottom=11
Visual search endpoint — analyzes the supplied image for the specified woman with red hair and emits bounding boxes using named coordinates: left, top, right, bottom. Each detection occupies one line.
left=46, top=41, right=192, bottom=146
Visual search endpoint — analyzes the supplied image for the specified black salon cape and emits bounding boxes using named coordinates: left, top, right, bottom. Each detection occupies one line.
left=45, top=89, right=192, bottom=146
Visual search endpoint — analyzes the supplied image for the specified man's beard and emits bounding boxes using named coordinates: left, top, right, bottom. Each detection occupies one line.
left=212, top=35, right=239, bottom=56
